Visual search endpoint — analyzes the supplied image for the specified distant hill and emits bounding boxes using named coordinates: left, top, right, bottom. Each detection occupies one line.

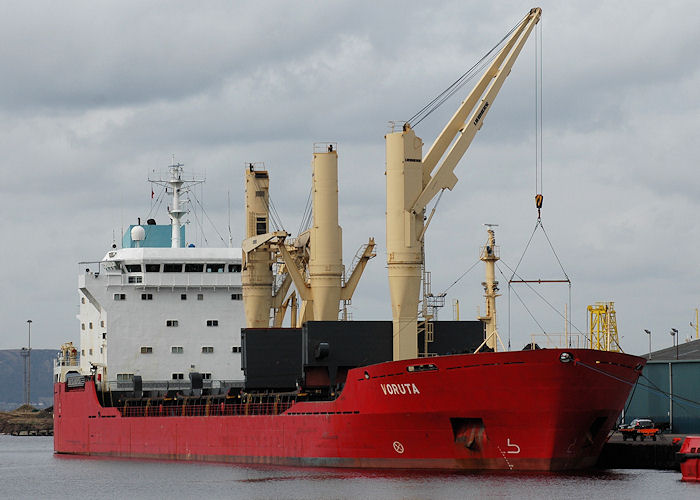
left=0, top=350, right=58, bottom=410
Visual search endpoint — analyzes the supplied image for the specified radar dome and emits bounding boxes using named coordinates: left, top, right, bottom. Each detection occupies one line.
left=131, top=225, right=146, bottom=242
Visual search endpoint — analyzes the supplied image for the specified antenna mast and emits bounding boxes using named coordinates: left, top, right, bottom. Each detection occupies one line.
left=148, top=161, right=203, bottom=248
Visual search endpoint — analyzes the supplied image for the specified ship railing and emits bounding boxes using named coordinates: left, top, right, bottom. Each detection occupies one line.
left=137, top=273, right=241, bottom=288
left=101, top=273, right=241, bottom=288
left=529, top=333, right=584, bottom=349
left=119, top=401, right=294, bottom=418
left=55, top=356, right=80, bottom=367
left=107, top=380, right=182, bottom=392
left=105, top=379, right=244, bottom=392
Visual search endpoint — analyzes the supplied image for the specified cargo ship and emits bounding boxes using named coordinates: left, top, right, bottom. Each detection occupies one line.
left=53, top=8, right=646, bottom=471
left=54, top=347, right=642, bottom=470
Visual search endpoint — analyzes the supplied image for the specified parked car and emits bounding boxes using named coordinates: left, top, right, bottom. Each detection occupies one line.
left=619, top=418, right=660, bottom=441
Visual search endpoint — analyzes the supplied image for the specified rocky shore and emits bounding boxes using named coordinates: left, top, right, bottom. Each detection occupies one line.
left=0, top=405, right=53, bottom=436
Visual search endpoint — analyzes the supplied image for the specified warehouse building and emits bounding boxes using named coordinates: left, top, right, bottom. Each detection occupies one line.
left=624, top=338, right=700, bottom=433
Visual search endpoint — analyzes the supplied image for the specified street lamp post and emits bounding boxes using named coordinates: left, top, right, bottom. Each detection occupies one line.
left=26, top=320, right=32, bottom=405
left=644, top=329, right=651, bottom=359
left=671, top=328, right=678, bottom=360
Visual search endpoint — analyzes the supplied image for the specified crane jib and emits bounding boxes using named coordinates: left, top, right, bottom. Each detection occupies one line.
left=473, top=101, right=489, bottom=126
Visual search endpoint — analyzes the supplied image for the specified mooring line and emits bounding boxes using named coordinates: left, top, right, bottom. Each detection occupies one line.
left=575, top=358, right=700, bottom=410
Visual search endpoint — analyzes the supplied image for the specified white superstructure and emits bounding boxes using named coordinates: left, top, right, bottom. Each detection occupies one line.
left=75, top=163, right=245, bottom=384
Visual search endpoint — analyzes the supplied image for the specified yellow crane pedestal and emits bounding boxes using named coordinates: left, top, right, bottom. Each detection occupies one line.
left=587, top=301, right=622, bottom=352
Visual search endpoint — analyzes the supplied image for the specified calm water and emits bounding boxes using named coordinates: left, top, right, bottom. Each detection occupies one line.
left=0, top=435, right=697, bottom=499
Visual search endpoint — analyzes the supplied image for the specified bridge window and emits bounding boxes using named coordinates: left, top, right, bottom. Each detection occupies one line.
left=206, top=263, right=225, bottom=273
left=141, top=293, right=153, bottom=300
left=145, top=264, right=160, bottom=272
left=171, top=346, right=183, bottom=354
left=185, top=263, right=204, bottom=272
left=128, top=276, right=143, bottom=284
left=140, top=346, right=153, bottom=354
left=113, top=293, right=126, bottom=301
left=172, top=373, right=184, bottom=380
left=202, top=346, right=214, bottom=354
left=125, top=264, right=142, bottom=272
left=228, top=264, right=242, bottom=272
left=163, top=263, right=183, bottom=272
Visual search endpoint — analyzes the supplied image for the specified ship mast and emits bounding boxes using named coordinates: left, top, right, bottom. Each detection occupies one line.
left=477, top=225, right=500, bottom=351
left=148, top=162, right=203, bottom=248
left=168, top=164, right=186, bottom=248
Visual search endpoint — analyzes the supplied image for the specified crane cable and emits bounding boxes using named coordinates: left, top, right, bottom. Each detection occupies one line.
left=509, top=218, right=570, bottom=283
left=439, top=258, right=482, bottom=295
left=297, top=186, right=313, bottom=236
left=578, top=361, right=700, bottom=412
left=500, top=259, right=586, bottom=339
left=406, top=12, right=529, bottom=128
left=534, top=18, right=544, bottom=219
left=509, top=19, right=570, bottom=283
left=190, top=188, right=227, bottom=246
left=253, top=173, right=285, bottom=232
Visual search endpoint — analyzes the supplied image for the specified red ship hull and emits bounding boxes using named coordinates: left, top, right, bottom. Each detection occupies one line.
left=54, top=349, right=644, bottom=471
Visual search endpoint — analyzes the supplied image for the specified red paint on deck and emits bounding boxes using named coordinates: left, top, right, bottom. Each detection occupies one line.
left=54, top=349, right=644, bottom=471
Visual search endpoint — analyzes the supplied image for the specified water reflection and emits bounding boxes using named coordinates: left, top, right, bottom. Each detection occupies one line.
left=3, top=436, right=691, bottom=500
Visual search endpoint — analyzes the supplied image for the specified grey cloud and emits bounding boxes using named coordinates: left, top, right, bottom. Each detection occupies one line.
left=1, top=0, right=699, bottom=356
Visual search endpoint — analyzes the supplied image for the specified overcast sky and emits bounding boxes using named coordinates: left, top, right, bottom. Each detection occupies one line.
left=1, top=1, right=698, bottom=358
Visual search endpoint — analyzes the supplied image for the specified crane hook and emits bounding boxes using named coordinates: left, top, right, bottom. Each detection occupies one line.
left=535, top=194, right=543, bottom=220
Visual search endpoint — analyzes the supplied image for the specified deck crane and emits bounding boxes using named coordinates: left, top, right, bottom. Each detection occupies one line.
left=386, top=7, right=542, bottom=361
left=242, top=150, right=376, bottom=328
